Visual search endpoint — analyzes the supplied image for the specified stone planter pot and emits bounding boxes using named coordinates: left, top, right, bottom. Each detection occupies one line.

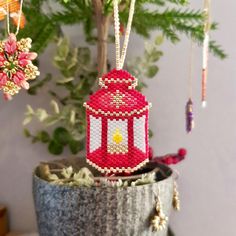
left=33, top=158, right=174, bottom=236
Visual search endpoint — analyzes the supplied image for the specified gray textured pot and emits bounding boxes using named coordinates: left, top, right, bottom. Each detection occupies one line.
left=33, top=158, right=174, bottom=236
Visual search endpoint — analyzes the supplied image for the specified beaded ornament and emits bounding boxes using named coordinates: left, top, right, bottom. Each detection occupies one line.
left=84, top=0, right=151, bottom=174
left=0, top=0, right=39, bottom=100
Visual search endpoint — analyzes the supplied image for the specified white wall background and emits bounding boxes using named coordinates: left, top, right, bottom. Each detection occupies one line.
left=0, top=0, right=235, bottom=235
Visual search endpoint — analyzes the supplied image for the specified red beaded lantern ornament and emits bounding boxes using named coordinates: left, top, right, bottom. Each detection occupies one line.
left=84, top=0, right=151, bottom=174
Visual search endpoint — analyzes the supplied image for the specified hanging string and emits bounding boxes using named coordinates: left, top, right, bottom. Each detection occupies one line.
left=113, top=0, right=136, bottom=70
left=202, top=0, right=211, bottom=108
left=188, top=40, right=194, bottom=99
left=186, top=40, right=195, bottom=133
left=6, top=0, right=24, bottom=36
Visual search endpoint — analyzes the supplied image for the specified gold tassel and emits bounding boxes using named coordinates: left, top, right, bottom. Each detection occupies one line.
left=151, top=194, right=168, bottom=231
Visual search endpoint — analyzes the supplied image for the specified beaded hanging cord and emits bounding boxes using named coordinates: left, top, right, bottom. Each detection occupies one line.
left=202, top=0, right=211, bottom=107
left=113, top=0, right=136, bottom=70
left=0, top=0, right=39, bottom=100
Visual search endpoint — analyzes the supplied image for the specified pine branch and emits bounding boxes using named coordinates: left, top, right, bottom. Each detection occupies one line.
left=123, top=7, right=226, bottom=58
left=209, top=41, right=226, bottom=59
left=19, top=4, right=59, bottom=53
left=20, top=0, right=226, bottom=58
left=139, top=0, right=188, bottom=6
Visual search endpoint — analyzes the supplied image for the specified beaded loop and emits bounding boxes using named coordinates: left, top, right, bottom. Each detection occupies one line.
left=113, top=0, right=136, bottom=70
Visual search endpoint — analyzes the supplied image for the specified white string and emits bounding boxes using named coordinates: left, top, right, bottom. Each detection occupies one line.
left=6, top=0, right=24, bottom=35
left=113, top=0, right=136, bottom=70
left=6, top=1, right=10, bottom=35
left=188, top=40, right=194, bottom=98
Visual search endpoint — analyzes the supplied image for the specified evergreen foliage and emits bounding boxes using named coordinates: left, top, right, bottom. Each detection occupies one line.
left=17, top=0, right=225, bottom=58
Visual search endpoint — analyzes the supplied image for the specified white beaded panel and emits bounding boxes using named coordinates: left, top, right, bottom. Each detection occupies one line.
left=89, top=115, right=102, bottom=153
left=134, top=115, right=146, bottom=152
left=108, top=119, right=128, bottom=146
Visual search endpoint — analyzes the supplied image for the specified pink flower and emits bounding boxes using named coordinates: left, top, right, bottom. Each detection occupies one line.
left=4, top=33, right=17, bottom=55
left=3, top=93, right=12, bottom=101
left=12, top=71, right=29, bottom=89
left=0, top=73, right=7, bottom=86
left=12, top=71, right=25, bottom=86
left=20, top=80, right=29, bottom=90
left=0, top=54, right=5, bottom=66
left=18, top=52, right=38, bottom=67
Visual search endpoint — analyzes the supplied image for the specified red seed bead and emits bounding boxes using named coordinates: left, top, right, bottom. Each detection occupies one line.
left=178, top=148, right=187, bottom=157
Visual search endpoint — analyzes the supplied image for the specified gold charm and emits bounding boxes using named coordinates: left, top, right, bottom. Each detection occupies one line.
left=151, top=194, right=168, bottom=231
left=172, top=181, right=180, bottom=211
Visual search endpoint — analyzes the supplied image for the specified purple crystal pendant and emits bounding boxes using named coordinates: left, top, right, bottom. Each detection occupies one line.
left=186, top=98, right=194, bottom=133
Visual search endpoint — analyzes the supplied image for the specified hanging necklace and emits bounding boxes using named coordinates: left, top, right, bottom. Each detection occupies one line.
left=186, top=40, right=195, bottom=133
left=202, top=0, right=211, bottom=107
left=0, top=0, right=39, bottom=100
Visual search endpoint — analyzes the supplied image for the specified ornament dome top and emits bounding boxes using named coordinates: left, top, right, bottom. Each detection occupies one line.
left=84, top=69, right=151, bottom=116
left=98, top=69, right=138, bottom=89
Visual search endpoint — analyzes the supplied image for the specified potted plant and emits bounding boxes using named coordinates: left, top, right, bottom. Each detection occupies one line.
left=18, top=1, right=224, bottom=235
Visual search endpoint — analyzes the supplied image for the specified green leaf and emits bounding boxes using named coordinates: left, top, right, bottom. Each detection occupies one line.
left=149, top=50, right=163, bottom=62
left=70, top=109, right=76, bottom=125
left=69, top=140, right=84, bottom=154
left=37, top=131, right=50, bottom=143
left=23, top=116, right=33, bottom=126
left=23, top=128, right=31, bottom=138
left=149, top=129, right=154, bottom=138
left=48, top=140, right=64, bottom=155
left=53, top=127, right=71, bottom=145
left=56, top=77, right=74, bottom=84
left=44, top=116, right=60, bottom=126
left=26, top=105, right=34, bottom=114
left=50, top=100, right=60, bottom=114
left=36, top=109, right=48, bottom=122
left=57, top=38, right=70, bottom=59
left=146, top=65, right=159, bottom=78
left=155, top=35, right=164, bottom=45
left=77, top=47, right=91, bottom=66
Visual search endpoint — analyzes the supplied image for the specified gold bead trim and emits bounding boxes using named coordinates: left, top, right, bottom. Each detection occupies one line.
left=83, top=103, right=152, bottom=117
left=87, top=158, right=149, bottom=174
left=98, top=77, right=138, bottom=89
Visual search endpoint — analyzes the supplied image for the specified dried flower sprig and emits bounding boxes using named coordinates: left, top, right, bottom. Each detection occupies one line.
left=38, top=164, right=158, bottom=188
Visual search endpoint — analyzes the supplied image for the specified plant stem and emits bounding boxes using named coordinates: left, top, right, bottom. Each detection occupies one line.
left=92, top=0, right=111, bottom=77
